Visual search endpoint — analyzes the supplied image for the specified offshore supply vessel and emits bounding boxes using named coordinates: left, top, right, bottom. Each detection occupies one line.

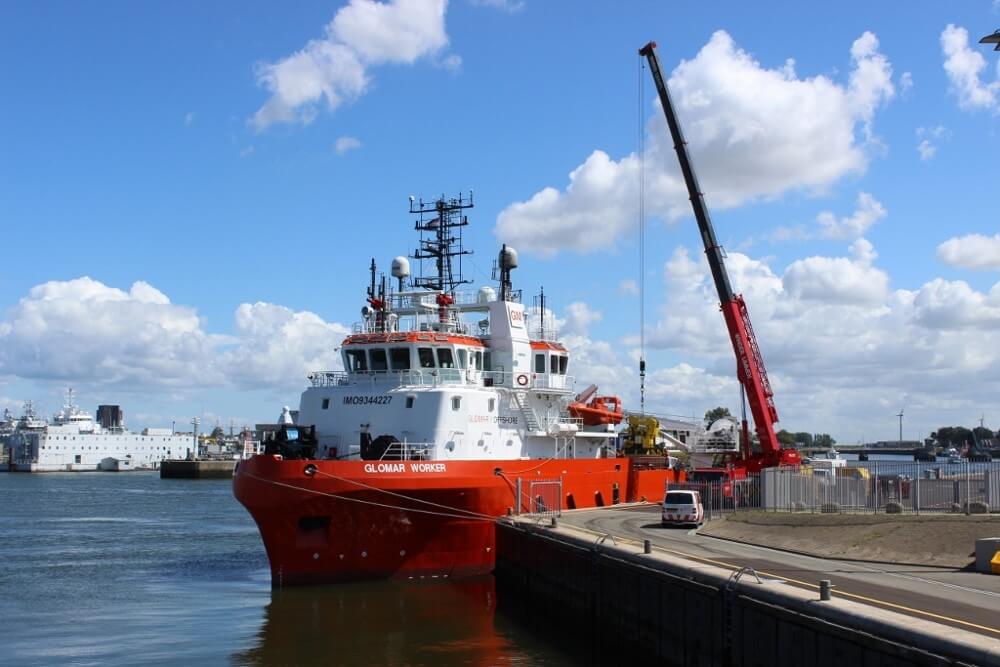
left=234, top=193, right=682, bottom=586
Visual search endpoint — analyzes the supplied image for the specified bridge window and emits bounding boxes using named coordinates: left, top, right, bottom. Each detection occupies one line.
left=321, top=398, right=330, bottom=410
left=418, top=348, right=435, bottom=368
left=390, top=347, right=410, bottom=370
left=559, top=356, right=568, bottom=375
left=534, top=353, right=546, bottom=373
left=473, top=350, right=483, bottom=370
left=345, top=349, right=368, bottom=372
left=550, top=354, right=558, bottom=374
left=483, top=352, right=492, bottom=371
left=370, top=348, right=388, bottom=372
left=437, top=348, right=454, bottom=368
left=457, top=348, right=468, bottom=369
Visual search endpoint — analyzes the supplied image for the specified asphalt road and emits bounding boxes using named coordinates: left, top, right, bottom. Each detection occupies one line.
left=559, top=504, right=1000, bottom=639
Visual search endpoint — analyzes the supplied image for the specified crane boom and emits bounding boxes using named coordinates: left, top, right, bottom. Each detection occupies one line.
left=639, top=41, right=799, bottom=470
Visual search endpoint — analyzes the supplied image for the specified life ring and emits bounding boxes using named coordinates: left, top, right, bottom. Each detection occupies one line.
left=515, top=373, right=529, bottom=387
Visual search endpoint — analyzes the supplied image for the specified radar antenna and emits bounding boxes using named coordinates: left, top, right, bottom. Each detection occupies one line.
left=410, top=192, right=474, bottom=296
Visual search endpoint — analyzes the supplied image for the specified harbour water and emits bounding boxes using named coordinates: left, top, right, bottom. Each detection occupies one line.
left=0, top=472, right=580, bottom=666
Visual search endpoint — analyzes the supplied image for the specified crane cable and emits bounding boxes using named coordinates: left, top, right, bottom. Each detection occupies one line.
left=638, top=54, right=647, bottom=416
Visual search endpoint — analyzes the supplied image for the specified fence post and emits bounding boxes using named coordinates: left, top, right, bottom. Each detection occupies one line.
left=874, top=461, right=879, bottom=514
left=965, top=462, right=971, bottom=515
left=915, top=473, right=920, bottom=515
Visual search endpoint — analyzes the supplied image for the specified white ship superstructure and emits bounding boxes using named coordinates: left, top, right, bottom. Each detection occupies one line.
left=9, top=391, right=193, bottom=472
left=295, top=194, right=621, bottom=464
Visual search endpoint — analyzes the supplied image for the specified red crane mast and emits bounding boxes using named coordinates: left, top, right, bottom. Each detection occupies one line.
left=639, top=41, right=800, bottom=473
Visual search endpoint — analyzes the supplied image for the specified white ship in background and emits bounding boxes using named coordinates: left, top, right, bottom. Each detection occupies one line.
left=7, top=390, right=194, bottom=472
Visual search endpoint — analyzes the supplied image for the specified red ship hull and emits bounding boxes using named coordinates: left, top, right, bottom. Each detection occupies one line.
left=234, top=455, right=678, bottom=586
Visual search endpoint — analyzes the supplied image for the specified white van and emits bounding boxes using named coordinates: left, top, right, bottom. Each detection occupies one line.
left=661, top=489, right=704, bottom=527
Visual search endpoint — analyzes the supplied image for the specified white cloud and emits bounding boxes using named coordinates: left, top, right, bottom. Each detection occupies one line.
left=618, top=279, right=639, bottom=295
left=911, top=279, right=1000, bottom=329
left=916, top=139, right=936, bottom=161
left=239, top=146, right=255, bottom=159
left=335, top=135, right=363, bottom=154
left=560, top=302, right=603, bottom=337
left=915, top=125, right=950, bottom=161
left=847, top=32, right=896, bottom=141
left=615, top=240, right=1000, bottom=441
left=252, top=0, right=451, bottom=131
left=899, top=71, right=913, bottom=94
left=0, top=278, right=218, bottom=387
left=770, top=191, right=885, bottom=242
left=0, top=277, right=349, bottom=391
left=784, top=239, right=889, bottom=305
left=937, top=233, right=1000, bottom=271
left=496, top=30, right=896, bottom=255
left=646, top=363, right=736, bottom=404
left=184, top=112, right=195, bottom=126
left=222, top=303, right=348, bottom=388
left=940, top=24, right=1000, bottom=112
left=439, top=53, right=462, bottom=72
left=470, top=0, right=524, bottom=11
left=816, top=192, right=886, bottom=239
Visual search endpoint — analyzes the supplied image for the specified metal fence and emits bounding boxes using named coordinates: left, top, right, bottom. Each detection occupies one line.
left=515, top=477, right=563, bottom=517
left=667, top=477, right=761, bottom=521
left=666, top=461, right=1000, bottom=518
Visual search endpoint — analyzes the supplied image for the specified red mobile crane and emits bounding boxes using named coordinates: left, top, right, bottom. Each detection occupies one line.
left=640, top=41, right=801, bottom=476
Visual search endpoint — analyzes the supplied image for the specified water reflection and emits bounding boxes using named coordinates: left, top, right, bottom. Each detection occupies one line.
left=233, top=577, right=522, bottom=666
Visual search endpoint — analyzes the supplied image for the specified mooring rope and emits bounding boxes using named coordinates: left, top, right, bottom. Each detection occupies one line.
left=310, top=467, right=498, bottom=520
left=240, top=470, right=497, bottom=522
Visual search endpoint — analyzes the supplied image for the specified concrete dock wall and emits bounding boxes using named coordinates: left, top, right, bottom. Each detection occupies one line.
left=495, top=520, right=1000, bottom=666
left=159, top=459, right=236, bottom=479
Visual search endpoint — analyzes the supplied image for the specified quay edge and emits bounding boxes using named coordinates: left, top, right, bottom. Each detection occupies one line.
left=495, top=518, right=1000, bottom=667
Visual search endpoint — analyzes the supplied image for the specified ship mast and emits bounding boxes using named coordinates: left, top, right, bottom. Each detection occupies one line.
left=410, top=192, right=474, bottom=327
left=410, top=193, right=473, bottom=296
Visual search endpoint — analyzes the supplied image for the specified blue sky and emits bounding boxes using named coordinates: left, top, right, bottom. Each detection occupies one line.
left=1, top=1, right=999, bottom=442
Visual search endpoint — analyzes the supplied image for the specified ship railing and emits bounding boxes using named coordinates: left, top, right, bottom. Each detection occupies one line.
left=379, top=441, right=437, bottom=461
left=309, top=371, right=350, bottom=387
left=311, top=369, right=478, bottom=388
left=531, top=374, right=575, bottom=392
left=309, top=369, right=576, bottom=392
left=528, top=325, right=561, bottom=341
left=481, top=370, right=575, bottom=393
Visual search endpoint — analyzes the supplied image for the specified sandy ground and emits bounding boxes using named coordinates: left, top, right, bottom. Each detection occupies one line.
left=699, top=512, right=1000, bottom=568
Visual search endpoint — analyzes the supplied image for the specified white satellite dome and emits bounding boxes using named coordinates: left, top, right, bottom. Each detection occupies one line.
left=477, top=286, right=497, bottom=304
left=391, top=256, right=411, bottom=279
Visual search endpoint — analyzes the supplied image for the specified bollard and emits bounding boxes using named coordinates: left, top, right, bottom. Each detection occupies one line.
left=643, top=539, right=652, bottom=554
left=819, top=580, right=832, bottom=601
left=549, top=516, right=558, bottom=528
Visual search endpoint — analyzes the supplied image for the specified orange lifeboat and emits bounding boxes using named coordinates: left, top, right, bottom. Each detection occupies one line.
left=568, top=395, right=624, bottom=426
